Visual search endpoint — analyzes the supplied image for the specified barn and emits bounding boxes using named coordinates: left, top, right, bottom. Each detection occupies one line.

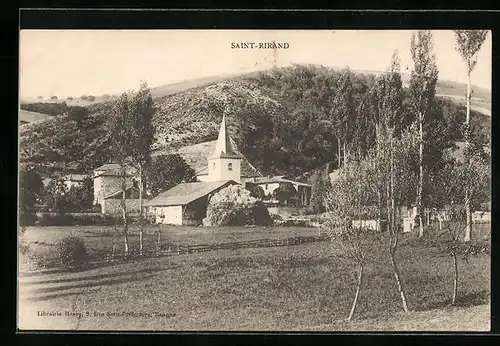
left=145, top=180, right=238, bottom=225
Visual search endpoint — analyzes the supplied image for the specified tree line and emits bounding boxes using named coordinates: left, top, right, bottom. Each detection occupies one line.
left=323, top=30, right=490, bottom=320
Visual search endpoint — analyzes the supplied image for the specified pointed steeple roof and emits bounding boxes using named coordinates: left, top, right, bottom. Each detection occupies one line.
left=208, top=114, right=244, bottom=160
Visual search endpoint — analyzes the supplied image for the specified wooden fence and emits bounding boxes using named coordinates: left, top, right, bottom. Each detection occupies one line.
left=20, top=234, right=332, bottom=271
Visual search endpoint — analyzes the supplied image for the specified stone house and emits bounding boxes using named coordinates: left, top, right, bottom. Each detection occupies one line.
left=92, top=163, right=140, bottom=214
left=101, top=185, right=146, bottom=216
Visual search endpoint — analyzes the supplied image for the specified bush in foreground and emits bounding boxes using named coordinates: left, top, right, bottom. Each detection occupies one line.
left=204, top=185, right=272, bottom=226
left=37, top=213, right=118, bottom=226
left=57, top=235, right=89, bottom=268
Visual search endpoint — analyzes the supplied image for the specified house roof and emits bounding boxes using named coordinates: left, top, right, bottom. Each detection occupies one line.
left=62, top=174, right=88, bottom=182
left=94, top=163, right=121, bottom=171
left=146, top=180, right=237, bottom=207
left=92, top=167, right=136, bottom=178
left=249, top=177, right=311, bottom=187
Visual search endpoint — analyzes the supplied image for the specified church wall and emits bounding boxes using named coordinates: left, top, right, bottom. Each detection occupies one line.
left=207, top=158, right=241, bottom=182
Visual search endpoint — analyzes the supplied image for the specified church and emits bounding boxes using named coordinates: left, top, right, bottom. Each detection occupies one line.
left=146, top=115, right=252, bottom=225
left=93, top=114, right=312, bottom=223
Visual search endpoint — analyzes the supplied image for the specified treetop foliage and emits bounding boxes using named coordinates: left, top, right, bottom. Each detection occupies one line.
left=453, top=30, right=489, bottom=73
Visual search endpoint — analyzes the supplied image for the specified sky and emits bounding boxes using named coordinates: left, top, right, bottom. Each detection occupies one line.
left=19, top=30, right=492, bottom=99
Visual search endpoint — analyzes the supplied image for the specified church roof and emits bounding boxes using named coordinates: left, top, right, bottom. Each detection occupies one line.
left=145, top=180, right=237, bottom=207
left=208, top=114, right=244, bottom=160
left=195, top=155, right=262, bottom=178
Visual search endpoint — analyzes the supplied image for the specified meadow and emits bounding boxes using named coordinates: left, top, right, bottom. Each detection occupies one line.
left=18, top=224, right=490, bottom=331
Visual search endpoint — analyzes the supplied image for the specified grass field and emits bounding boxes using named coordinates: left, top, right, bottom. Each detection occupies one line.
left=18, top=224, right=490, bottom=331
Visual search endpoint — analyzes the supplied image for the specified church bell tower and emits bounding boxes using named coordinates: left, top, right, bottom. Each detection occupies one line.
left=207, top=114, right=243, bottom=183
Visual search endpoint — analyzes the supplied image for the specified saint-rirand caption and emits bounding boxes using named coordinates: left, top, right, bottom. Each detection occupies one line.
left=230, top=42, right=290, bottom=49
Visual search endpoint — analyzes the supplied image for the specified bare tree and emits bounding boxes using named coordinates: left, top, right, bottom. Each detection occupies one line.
left=409, top=30, right=439, bottom=239
left=108, top=92, right=134, bottom=256
left=453, top=30, right=489, bottom=242
left=324, top=157, right=378, bottom=321
left=439, top=159, right=489, bottom=305
left=129, top=81, right=155, bottom=256
left=330, top=68, right=354, bottom=168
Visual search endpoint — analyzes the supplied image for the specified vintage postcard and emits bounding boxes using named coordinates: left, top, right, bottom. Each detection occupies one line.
left=18, top=29, right=491, bottom=331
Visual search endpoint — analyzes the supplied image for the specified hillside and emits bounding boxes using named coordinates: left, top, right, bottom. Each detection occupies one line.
left=19, top=65, right=491, bottom=177
left=357, top=69, right=491, bottom=108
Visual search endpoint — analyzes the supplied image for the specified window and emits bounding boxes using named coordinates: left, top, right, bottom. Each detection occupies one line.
left=228, top=162, right=233, bottom=171
left=213, top=162, right=216, bottom=170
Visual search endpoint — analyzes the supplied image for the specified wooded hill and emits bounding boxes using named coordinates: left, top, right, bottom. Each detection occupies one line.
left=19, top=65, right=491, bottom=178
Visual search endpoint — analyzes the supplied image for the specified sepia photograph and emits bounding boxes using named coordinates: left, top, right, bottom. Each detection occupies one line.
left=18, top=29, right=491, bottom=331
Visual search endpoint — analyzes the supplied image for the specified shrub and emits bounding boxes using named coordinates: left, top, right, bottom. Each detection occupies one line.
left=72, top=214, right=117, bottom=226
left=38, top=213, right=74, bottom=226
left=204, top=185, right=272, bottom=226
left=19, top=230, right=31, bottom=255
left=36, top=212, right=118, bottom=226
left=57, top=236, right=89, bottom=268
left=19, top=212, right=37, bottom=227
left=270, top=213, right=285, bottom=226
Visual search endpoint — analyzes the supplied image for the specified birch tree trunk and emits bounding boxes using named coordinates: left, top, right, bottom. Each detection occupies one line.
left=156, top=229, right=161, bottom=253
left=452, top=252, right=459, bottom=305
left=121, top=170, right=129, bottom=256
left=391, top=136, right=395, bottom=233
left=111, top=220, right=117, bottom=261
left=464, top=71, right=472, bottom=242
left=348, top=264, right=364, bottom=321
left=343, top=141, right=347, bottom=166
left=418, top=115, right=425, bottom=238
left=390, top=254, right=409, bottom=313
left=139, top=164, right=144, bottom=256
left=376, top=125, right=382, bottom=232
left=338, top=138, right=342, bottom=168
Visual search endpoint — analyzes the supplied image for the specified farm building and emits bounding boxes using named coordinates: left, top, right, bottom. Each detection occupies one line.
left=146, top=180, right=238, bottom=225
left=473, top=211, right=491, bottom=224
left=146, top=115, right=243, bottom=225
left=92, top=163, right=139, bottom=213
left=62, top=174, right=89, bottom=190
left=245, top=176, right=311, bottom=206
